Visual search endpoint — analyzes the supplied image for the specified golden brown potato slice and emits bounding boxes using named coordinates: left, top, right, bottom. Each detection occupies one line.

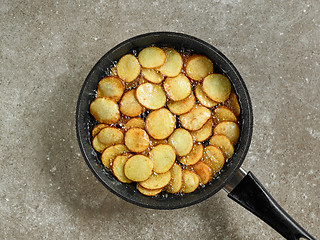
left=137, top=184, right=163, bottom=196
left=179, top=143, right=203, bottom=166
left=112, top=154, right=133, bottom=183
left=92, top=124, right=108, bottom=138
left=167, top=93, right=195, bottom=115
left=224, top=92, right=241, bottom=117
left=92, top=135, right=107, bottom=153
left=101, top=144, right=129, bottom=168
left=181, top=170, right=200, bottom=193
left=124, top=155, right=153, bottom=182
left=140, top=171, right=171, bottom=190
left=119, top=89, right=145, bottom=117
left=166, top=163, right=183, bottom=194
left=123, top=117, right=145, bottom=131
left=202, top=74, right=231, bottom=103
left=213, top=106, right=237, bottom=123
left=149, top=144, right=176, bottom=173
left=168, top=128, right=193, bottom=157
left=96, top=76, right=125, bottom=101
left=97, top=127, right=124, bottom=148
left=203, top=145, right=225, bottom=174
left=138, top=46, right=166, bottom=68
left=117, top=54, right=141, bottom=83
left=136, top=83, right=166, bottom=110
left=124, top=128, right=150, bottom=153
left=90, top=97, right=120, bottom=124
left=194, top=84, right=218, bottom=108
left=209, top=134, right=234, bottom=159
left=179, top=104, right=211, bottom=131
left=145, top=108, right=176, bottom=139
left=163, top=73, right=192, bottom=101
left=191, top=161, right=213, bottom=185
left=191, top=119, right=213, bottom=142
left=158, top=48, right=183, bottom=77
left=213, top=121, right=240, bottom=144
left=141, top=68, right=164, bottom=84
left=185, top=55, right=213, bottom=81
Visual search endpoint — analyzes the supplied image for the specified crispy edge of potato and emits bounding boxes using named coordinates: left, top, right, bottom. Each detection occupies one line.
left=168, top=128, right=193, bottom=157
left=190, top=118, right=213, bottom=142
left=181, top=170, right=200, bottom=194
left=96, top=76, right=125, bottom=101
left=213, top=121, right=240, bottom=144
left=119, top=89, right=145, bottom=117
left=101, top=144, right=129, bottom=169
left=179, top=104, right=211, bottom=131
left=92, top=124, right=108, bottom=138
left=135, top=82, right=167, bottom=110
left=89, top=97, right=120, bottom=124
left=185, top=55, right=214, bottom=81
left=117, top=54, right=141, bottom=83
left=179, top=143, right=204, bottom=166
left=140, top=171, right=172, bottom=190
left=137, top=184, right=163, bottom=196
left=224, top=91, right=241, bottom=117
left=203, top=145, right=225, bottom=174
left=163, top=73, right=192, bottom=101
left=92, top=135, right=107, bottom=153
left=158, top=47, right=183, bottom=77
left=112, top=154, right=133, bottom=183
left=124, top=128, right=150, bottom=153
left=149, top=144, right=176, bottom=173
left=138, top=46, right=166, bottom=69
left=167, top=93, right=195, bottom=115
left=202, top=73, right=231, bottom=103
left=165, top=163, right=183, bottom=194
left=194, top=84, right=218, bottom=108
left=124, top=155, right=154, bottom=182
left=213, top=105, right=237, bottom=124
left=123, top=117, right=145, bottom=131
left=97, top=126, right=124, bottom=147
left=190, top=161, right=213, bottom=185
left=209, top=134, right=234, bottom=159
left=141, top=68, right=164, bottom=84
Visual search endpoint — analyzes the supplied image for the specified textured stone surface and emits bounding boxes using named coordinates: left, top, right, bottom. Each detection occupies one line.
left=1, top=0, right=319, bottom=239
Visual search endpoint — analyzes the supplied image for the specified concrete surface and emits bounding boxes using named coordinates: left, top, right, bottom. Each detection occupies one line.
left=1, top=0, right=319, bottom=239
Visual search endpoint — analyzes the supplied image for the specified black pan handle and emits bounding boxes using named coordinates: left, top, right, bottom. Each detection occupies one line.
left=225, top=170, right=316, bottom=240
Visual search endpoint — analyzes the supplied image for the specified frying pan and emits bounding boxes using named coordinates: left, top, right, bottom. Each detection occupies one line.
left=76, top=32, right=315, bottom=240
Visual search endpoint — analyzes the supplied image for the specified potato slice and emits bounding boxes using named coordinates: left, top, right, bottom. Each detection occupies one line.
left=92, top=135, right=107, bottom=153
left=191, top=119, right=213, bottom=142
left=167, top=93, right=195, bottom=115
left=125, top=128, right=150, bottom=153
left=90, top=97, right=120, bottom=124
left=191, top=161, right=213, bottom=185
left=179, top=143, right=203, bottom=166
left=92, top=124, right=108, bottom=138
left=141, top=68, right=164, bottom=84
left=136, top=83, right=166, bottom=110
left=194, top=84, right=218, bottom=108
left=119, top=89, right=145, bottom=117
left=179, top=104, right=211, bottom=131
left=117, top=54, right=141, bottom=83
left=124, top=155, right=153, bottom=182
left=213, top=106, right=237, bottom=123
left=213, top=121, right=240, bottom=144
left=181, top=170, right=200, bottom=193
left=168, top=128, right=193, bottom=157
left=137, top=184, right=163, bottom=196
left=224, top=91, right=241, bottom=117
left=185, top=55, right=213, bottom=81
left=145, top=108, right=176, bottom=139
left=101, top=144, right=129, bottom=168
left=158, top=48, right=183, bottom=77
left=112, top=154, right=133, bottom=183
left=138, top=46, right=166, bottom=68
left=140, top=171, right=171, bottom=190
left=209, top=134, right=234, bottom=159
left=166, top=163, right=183, bottom=194
left=149, top=144, right=176, bottom=173
left=123, top=117, right=145, bottom=131
left=97, top=127, right=124, bottom=147
left=96, top=76, right=125, bottom=101
left=203, top=145, right=225, bottom=174
left=149, top=138, right=167, bottom=147
left=202, top=74, right=231, bottom=102
left=163, top=73, right=191, bottom=101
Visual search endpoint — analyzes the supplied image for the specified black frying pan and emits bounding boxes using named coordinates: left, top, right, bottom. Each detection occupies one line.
left=76, top=32, right=315, bottom=240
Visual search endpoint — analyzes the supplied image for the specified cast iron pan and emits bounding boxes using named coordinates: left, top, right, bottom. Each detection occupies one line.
left=76, top=32, right=315, bottom=240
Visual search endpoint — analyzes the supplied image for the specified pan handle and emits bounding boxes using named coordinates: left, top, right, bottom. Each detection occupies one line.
left=224, top=169, right=316, bottom=240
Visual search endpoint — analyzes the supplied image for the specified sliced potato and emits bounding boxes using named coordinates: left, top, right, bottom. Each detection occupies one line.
left=191, top=119, right=213, bottom=142
left=149, top=144, right=176, bottom=173
left=141, top=68, right=164, bottom=84
left=224, top=91, right=241, bottom=117
left=140, top=171, right=171, bottom=190
left=181, top=170, right=200, bottom=193
left=101, top=144, right=129, bottom=168
left=191, top=161, right=213, bottom=185
left=124, top=155, right=153, bottom=182
left=168, top=128, right=193, bottom=157
left=163, top=73, right=192, bottom=101
left=117, top=54, right=141, bottom=83
left=166, top=163, right=183, bottom=194
left=90, top=97, right=120, bottom=124
left=123, top=117, right=145, bottom=131
left=136, top=83, right=166, bottom=110
left=145, top=108, right=176, bottom=139
left=203, top=145, right=225, bottom=174
left=202, top=74, right=231, bottom=102
left=92, top=124, right=108, bottom=138
left=112, top=154, right=133, bottom=183
left=179, top=104, right=211, bottom=131
left=125, top=128, right=150, bottom=153
left=213, top=121, right=240, bottom=144
left=138, top=46, right=166, bottom=68
left=179, top=143, right=203, bottom=166
left=119, top=89, right=145, bottom=117
left=96, top=76, right=125, bottom=101
left=185, top=55, right=213, bottom=81
left=209, top=134, right=234, bottom=159
left=194, top=84, right=218, bottom=108
left=137, top=184, right=163, bottom=196
left=213, top=106, right=237, bottom=123
left=168, top=94, right=195, bottom=116
left=97, top=127, right=124, bottom=147
left=149, top=138, right=168, bottom=148
left=92, top=135, right=107, bottom=153
left=158, top=48, right=183, bottom=77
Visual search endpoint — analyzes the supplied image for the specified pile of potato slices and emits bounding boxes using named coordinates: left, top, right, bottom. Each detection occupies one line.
left=89, top=46, right=241, bottom=196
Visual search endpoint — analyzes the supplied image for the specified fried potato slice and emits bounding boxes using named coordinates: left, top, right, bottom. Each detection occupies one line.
left=117, top=54, right=141, bottom=83
left=213, top=121, right=240, bottom=144
left=138, top=46, right=166, bottom=68
left=97, top=127, right=124, bottom=148
left=167, top=93, right=195, bottom=115
left=101, top=144, right=129, bottom=168
left=179, top=143, right=203, bottom=166
left=123, top=117, right=145, bottom=131
left=137, top=184, right=163, bottom=196
left=124, top=155, right=153, bottom=182
left=141, top=68, right=164, bottom=84
left=194, top=84, right=218, bottom=108
left=191, top=161, right=213, bottom=185
left=166, top=163, right=183, bottom=194
left=191, top=119, right=213, bottom=142
left=145, top=108, right=176, bottom=139
left=224, top=91, right=241, bottom=117
left=92, top=135, right=107, bottom=153
left=140, top=171, right=171, bottom=190
left=202, top=74, right=231, bottom=103
left=136, top=83, right=166, bottom=110
left=163, top=73, right=192, bottom=101
left=181, top=170, right=200, bottom=193
left=209, top=134, right=234, bottom=159
left=112, top=154, right=133, bottom=183
left=158, top=48, right=183, bottom=77
left=92, top=124, right=108, bottom=138
left=203, top=145, right=225, bottom=174
left=119, top=89, right=145, bottom=117
left=90, top=97, right=120, bottom=124
left=125, top=128, right=150, bottom=153
left=213, top=106, right=237, bottom=123
left=96, top=76, right=125, bottom=101
left=185, top=55, right=213, bottom=81
left=168, top=128, right=193, bottom=157
left=149, top=144, right=176, bottom=173
left=179, top=104, right=211, bottom=131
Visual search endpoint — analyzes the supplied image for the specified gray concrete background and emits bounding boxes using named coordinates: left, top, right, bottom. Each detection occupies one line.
left=1, top=0, right=319, bottom=239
